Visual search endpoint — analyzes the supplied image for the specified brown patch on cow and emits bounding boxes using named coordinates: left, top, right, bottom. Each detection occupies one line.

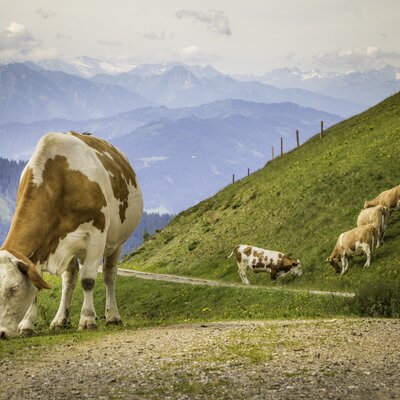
left=264, top=255, right=268, bottom=262
left=234, top=248, right=242, bottom=263
left=255, top=261, right=265, bottom=268
left=81, top=278, right=95, bottom=291
left=252, top=259, right=257, bottom=265
left=278, top=253, right=283, bottom=258
left=243, top=246, right=252, bottom=256
left=280, top=256, right=296, bottom=272
left=2, top=155, right=107, bottom=265
left=70, top=132, right=137, bottom=223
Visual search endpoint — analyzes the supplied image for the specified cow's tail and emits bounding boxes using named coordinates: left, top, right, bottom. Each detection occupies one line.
left=227, top=246, right=240, bottom=259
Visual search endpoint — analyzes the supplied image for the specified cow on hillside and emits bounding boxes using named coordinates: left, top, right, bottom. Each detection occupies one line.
left=326, top=224, right=377, bottom=275
left=227, top=245, right=302, bottom=285
left=0, top=132, right=143, bottom=338
left=364, top=185, right=400, bottom=210
left=357, top=205, right=390, bottom=247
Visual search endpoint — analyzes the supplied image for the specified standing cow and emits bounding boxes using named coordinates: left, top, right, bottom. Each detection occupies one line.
left=364, top=185, right=400, bottom=210
left=227, top=245, right=302, bottom=284
left=357, top=205, right=390, bottom=247
left=326, top=224, right=377, bottom=275
left=0, top=132, right=143, bottom=338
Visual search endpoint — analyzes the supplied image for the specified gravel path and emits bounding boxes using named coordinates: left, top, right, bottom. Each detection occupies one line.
left=116, top=268, right=355, bottom=298
left=1, top=319, right=399, bottom=399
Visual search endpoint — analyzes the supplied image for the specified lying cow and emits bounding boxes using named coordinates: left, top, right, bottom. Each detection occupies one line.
left=357, top=205, right=390, bottom=248
left=0, top=132, right=143, bottom=338
left=364, top=185, right=400, bottom=210
left=326, top=224, right=377, bottom=275
left=227, top=245, right=302, bottom=284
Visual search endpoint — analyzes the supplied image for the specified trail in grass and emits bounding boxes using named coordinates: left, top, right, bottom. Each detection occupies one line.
left=114, top=267, right=355, bottom=298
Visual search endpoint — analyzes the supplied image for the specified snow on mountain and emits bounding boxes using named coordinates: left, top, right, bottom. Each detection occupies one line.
left=35, top=56, right=136, bottom=78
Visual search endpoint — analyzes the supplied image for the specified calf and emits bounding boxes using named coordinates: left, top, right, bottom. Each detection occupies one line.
left=364, top=185, right=400, bottom=210
left=227, top=245, right=302, bottom=285
left=326, top=224, right=377, bottom=275
left=357, top=205, right=390, bottom=247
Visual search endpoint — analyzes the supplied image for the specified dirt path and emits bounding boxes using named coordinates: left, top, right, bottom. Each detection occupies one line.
left=1, top=319, right=399, bottom=399
left=116, top=268, right=355, bottom=298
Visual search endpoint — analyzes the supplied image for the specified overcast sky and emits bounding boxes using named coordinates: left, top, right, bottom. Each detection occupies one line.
left=1, top=0, right=399, bottom=74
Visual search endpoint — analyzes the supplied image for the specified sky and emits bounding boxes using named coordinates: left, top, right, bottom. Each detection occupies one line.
left=0, top=0, right=400, bottom=75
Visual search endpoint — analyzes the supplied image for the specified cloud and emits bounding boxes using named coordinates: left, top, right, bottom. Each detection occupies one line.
left=0, top=22, right=58, bottom=62
left=98, top=40, right=123, bottom=46
left=142, top=30, right=172, bottom=40
left=175, top=9, right=231, bottom=36
left=0, top=22, right=38, bottom=50
left=35, top=8, right=56, bottom=19
left=314, top=46, right=400, bottom=72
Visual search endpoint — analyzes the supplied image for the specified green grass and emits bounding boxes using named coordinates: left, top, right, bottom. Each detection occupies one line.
left=123, top=92, right=400, bottom=293
left=0, top=273, right=354, bottom=359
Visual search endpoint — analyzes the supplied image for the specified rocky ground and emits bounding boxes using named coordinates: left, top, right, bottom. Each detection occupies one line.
left=1, top=319, right=399, bottom=399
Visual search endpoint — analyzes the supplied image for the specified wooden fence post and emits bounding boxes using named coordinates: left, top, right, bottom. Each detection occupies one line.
left=296, top=129, right=299, bottom=147
left=280, top=137, right=283, bottom=157
left=320, top=121, right=324, bottom=138
left=232, top=174, right=235, bottom=183
left=272, top=146, right=275, bottom=160
left=247, top=168, right=250, bottom=177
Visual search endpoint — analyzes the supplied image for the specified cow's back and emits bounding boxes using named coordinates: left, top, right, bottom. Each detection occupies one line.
left=15, top=132, right=143, bottom=261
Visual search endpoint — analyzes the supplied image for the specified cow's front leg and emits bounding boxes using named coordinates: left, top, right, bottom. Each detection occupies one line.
left=340, top=255, right=348, bottom=275
left=78, top=258, right=100, bottom=331
left=18, top=297, right=38, bottom=337
left=51, top=258, right=79, bottom=329
left=363, top=245, right=372, bottom=268
left=238, top=263, right=250, bottom=285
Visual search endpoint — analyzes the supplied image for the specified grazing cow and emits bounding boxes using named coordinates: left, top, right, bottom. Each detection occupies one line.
left=326, top=224, right=377, bottom=275
left=227, top=245, right=302, bottom=285
left=357, top=205, right=390, bottom=248
left=0, top=132, right=143, bottom=338
left=364, top=185, right=400, bottom=210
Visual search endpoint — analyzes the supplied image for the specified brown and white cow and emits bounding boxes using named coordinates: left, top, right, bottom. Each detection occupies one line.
left=357, top=205, right=390, bottom=248
left=227, top=245, right=302, bottom=285
left=0, top=132, right=143, bottom=338
left=326, top=224, right=377, bottom=275
left=364, top=185, right=400, bottom=210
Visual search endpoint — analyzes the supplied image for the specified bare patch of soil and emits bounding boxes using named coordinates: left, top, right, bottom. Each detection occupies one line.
left=1, top=319, right=399, bottom=399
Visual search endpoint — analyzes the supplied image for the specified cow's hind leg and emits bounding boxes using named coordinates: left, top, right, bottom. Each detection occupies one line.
left=103, top=246, right=123, bottom=325
left=51, top=258, right=79, bottom=329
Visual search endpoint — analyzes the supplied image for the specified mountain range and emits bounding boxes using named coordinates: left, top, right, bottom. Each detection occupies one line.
left=92, top=64, right=362, bottom=116
left=0, top=63, right=153, bottom=124
left=235, top=65, right=400, bottom=106
left=0, top=99, right=341, bottom=213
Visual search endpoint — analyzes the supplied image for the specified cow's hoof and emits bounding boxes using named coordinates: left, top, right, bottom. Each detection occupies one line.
left=106, top=318, right=123, bottom=326
left=19, top=328, right=34, bottom=338
left=50, top=319, right=71, bottom=330
left=78, top=323, right=98, bottom=331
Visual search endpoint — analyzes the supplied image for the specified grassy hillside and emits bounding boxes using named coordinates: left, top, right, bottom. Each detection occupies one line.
left=123, top=92, right=400, bottom=292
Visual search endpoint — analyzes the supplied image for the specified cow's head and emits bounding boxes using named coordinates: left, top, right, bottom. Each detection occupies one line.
left=325, top=256, right=341, bottom=274
left=272, top=257, right=302, bottom=281
left=0, top=250, right=49, bottom=338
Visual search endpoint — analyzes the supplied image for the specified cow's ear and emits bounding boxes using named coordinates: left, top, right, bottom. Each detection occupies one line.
left=17, top=261, right=50, bottom=290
